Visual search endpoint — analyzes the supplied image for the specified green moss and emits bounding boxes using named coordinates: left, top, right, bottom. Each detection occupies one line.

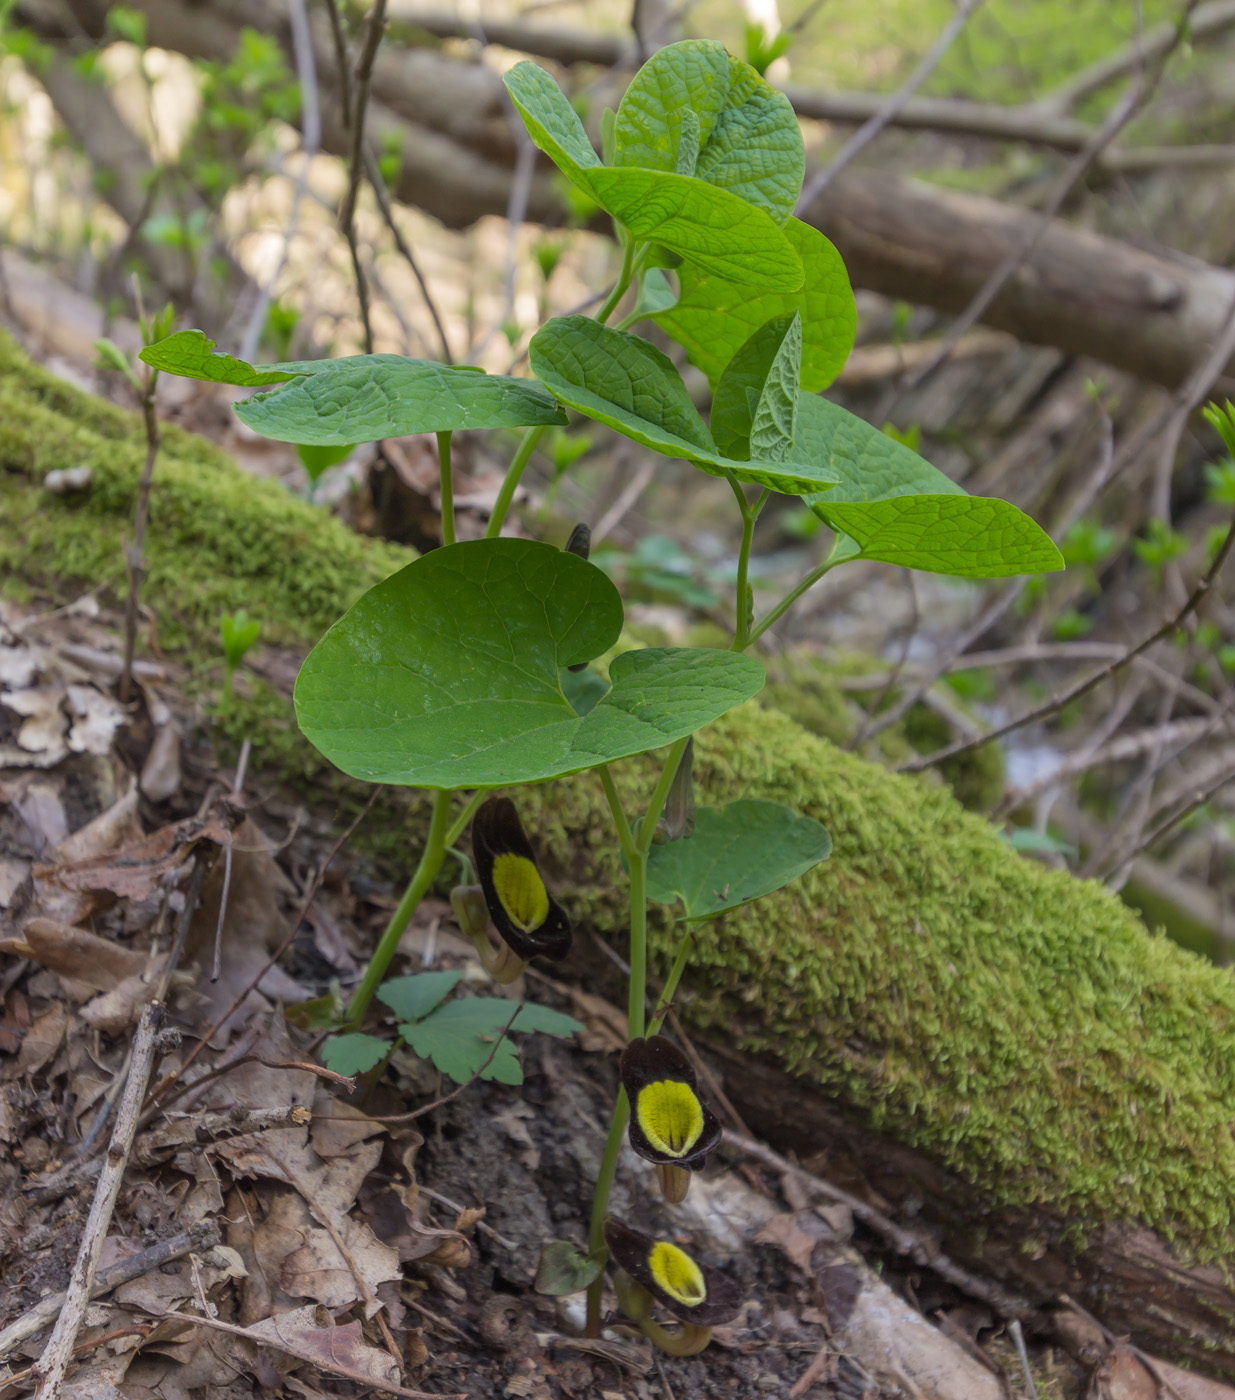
left=7, top=328, right=1235, bottom=1266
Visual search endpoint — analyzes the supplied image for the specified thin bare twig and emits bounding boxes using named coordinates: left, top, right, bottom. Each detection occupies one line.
left=120, top=293, right=160, bottom=705
left=1102, top=759, right=1235, bottom=882
left=0, top=1222, right=219, bottom=1359
left=33, top=1003, right=165, bottom=1398
left=362, top=144, right=453, bottom=363
left=900, top=505, right=1235, bottom=774
left=339, top=0, right=388, bottom=353
left=322, top=0, right=353, bottom=129
left=796, top=0, right=985, bottom=207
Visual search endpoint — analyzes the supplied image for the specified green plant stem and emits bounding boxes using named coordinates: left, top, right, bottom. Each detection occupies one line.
left=598, top=766, right=636, bottom=857
left=443, top=789, right=487, bottom=848
left=485, top=426, right=546, bottom=539
left=595, top=237, right=637, bottom=327
left=649, top=926, right=694, bottom=1035
left=345, top=787, right=452, bottom=1025
left=728, top=477, right=769, bottom=652
left=746, top=557, right=840, bottom=648
left=626, top=850, right=649, bottom=1039
left=436, top=431, right=455, bottom=546
left=585, top=1086, right=630, bottom=1336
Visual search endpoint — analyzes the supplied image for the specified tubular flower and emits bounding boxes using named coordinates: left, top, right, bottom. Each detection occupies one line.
left=471, top=797, right=571, bottom=963
left=621, top=1036, right=721, bottom=1201
left=603, top=1218, right=742, bottom=1355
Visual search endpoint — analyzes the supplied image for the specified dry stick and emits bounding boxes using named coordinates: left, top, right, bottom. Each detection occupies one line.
left=322, top=0, right=353, bottom=129
left=723, top=1130, right=1037, bottom=1322
left=878, top=0, right=1202, bottom=419
left=788, top=1341, right=833, bottom=1400
left=32, top=1003, right=165, bottom=1399
left=901, top=506, right=1235, bottom=774
left=3, top=1327, right=154, bottom=1392
left=796, top=0, right=986, bottom=208
left=415, top=1185, right=518, bottom=1251
left=0, top=1221, right=219, bottom=1360
left=362, top=144, right=453, bottom=363
left=143, top=789, right=379, bottom=1114
left=1008, top=1319, right=1041, bottom=1400
left=339, top=0, right=388, bottom=354
left=176, top=1309, right=462, bottom=1400
left=119, top=353, right=160, bottom=705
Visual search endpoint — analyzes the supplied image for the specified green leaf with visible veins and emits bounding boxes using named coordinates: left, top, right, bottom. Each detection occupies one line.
left=712, top=313, right=801, bottom=462
left=378, top=971, right=464, bottom=1023
left=645, top=799, right=832, bottom=921
left=295, top=538, right=765, bottom=788
left=693, top=57, right=804, bottom=223
left=612, top=39, right=730, bottom=175
left=652, top=220, right=855, bottom=391
left=139, top=329, right=301, bottom=386
left=586, top=168, right=803, bottom=291
left=795, top=395, right=1064, bottom=577
left=322, top=1033, right=391, bottom=1077
left=235, top=356, right=566, bottom=444
left=400, top=998, right=585, bottom=1085
left=503, top=60, right=601, bottom=193
left=530, top=317, right=838, bottom=496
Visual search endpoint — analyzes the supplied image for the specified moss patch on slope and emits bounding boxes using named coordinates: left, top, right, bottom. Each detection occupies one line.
left=5, top=328, right=1235, bottom=1265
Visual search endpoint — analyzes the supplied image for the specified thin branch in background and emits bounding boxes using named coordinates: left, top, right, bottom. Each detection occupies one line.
left=899, top=503, right=1235, bottom=775
left=363, top=144, right=453, bottom=362
left=239, top=0, right=320, bottom=364
left=339, top=0, right=389, bottom=354
left=848, top=571, right=918, bottom=749
left=786, top=0, right=831, bottom=35
left=877, top=0, right=1202, bottom=417
left=120, top=281, right=161, bottom=706
left=1102, top=760, right=1235, bottom=883
left=796, top=0, right=986, bottom=208
left=32, top=1004, right=165, bottom=1398
left=323, top=0, right=354, bottom=129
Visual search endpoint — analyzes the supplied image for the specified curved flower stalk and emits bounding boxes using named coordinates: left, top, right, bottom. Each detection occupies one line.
left=621, top=1035, right=721, bottom=1202
left=468, top=797, right=572, bottom=981
left=604, top=1218, right=742, bottom=1355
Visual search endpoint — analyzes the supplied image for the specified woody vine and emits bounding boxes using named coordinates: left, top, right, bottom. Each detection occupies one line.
left=141, top=39, right=1063, bottom=1352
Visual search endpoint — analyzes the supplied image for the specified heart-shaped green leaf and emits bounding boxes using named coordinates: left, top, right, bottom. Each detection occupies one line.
left=712, top=313, right=801, bottom=462
left=586, top=168, right=803, bottom=291
left=400, top=998, right=585, bottom=1085
left=795, top=395, right=1064, bottom=577
left=693, top=56, right=804, bottom=223
left=652, top=220, right=855, bottom=392
left=236, top=358, right=566, bottom=444
left=645, top=799, right=832, bottom=920
left=139, top=329, right=302, bottom=386
left=503, top=60, right=601, bottom=192
left=536, top=1241, right=604, bottom=1296
left=612, top=39, right=730, bottom=176
left=294, top=538, right=765, bottom=788
left=530, top=317, right=838, bottom=497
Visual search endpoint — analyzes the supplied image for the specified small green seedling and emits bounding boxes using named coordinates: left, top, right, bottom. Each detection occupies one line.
left=139, top=36, right=1065, bottom=1357
left=218, top=609, right=261, bottom=716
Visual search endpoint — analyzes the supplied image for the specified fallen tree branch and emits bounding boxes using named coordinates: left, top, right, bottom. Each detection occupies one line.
left=31, top=1003, right=165, bottom=1398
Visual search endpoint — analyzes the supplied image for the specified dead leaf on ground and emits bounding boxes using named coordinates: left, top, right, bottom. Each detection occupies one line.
left=5, top=1000, right=69, bottom=1080
left=245, top=1305, right=401, bottom=1389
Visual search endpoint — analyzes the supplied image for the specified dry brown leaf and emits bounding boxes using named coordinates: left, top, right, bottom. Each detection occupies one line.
left=755, top=1211, right=828, bottom=1274
left=1, top=684, right=68, bottom=764
left=245, top=1305, right=401, bottom=1389
left=80, top=971, right=162, bottom=1033
left=310, top=1085, right=386, bottom=1158
left=5, top=1000, right=69, bottom=1080
left=64, top=683, right=125, bottom=755
left=139, top=724, right=181, bottom=803
left=52, top=787, right=141, bottom=864
left=280, top=1216, right=402, bottom=1308
left=56, top=1350, right=134, bottom=1399
left=12, top=918, right=147, bottom=991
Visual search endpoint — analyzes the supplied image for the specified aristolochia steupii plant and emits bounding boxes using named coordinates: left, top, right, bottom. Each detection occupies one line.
left=139, top=38, right=1063, bottom=1354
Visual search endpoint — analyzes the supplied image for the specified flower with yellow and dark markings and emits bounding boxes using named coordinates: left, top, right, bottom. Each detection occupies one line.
left=603, top=1218, right=742, bottom=1355
left=471, top=797, right=571, bottom=966
left=621, top=1035, right=721, bottom=1203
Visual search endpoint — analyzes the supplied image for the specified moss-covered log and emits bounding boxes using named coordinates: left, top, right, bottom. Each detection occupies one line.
left=5, top=332, right=1235, bottom=1371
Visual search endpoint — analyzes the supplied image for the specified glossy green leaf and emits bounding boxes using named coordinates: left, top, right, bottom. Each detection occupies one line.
left=794, top=394, right=1064, bottom=577
left=377, top=971, right=464, bottom=1023
left=645, top=799, right=832, bottom=920
left=236, top=357, right=566, bottom=445
left=652, top=220, right=855, bottom=392
left=503, top=60, right=601, bottom=193
left=530, top=317, right=838, bottom=497
left=586, top=168, right=803, bottom=291
left=322, top=1033, right=391, bottom=1077
left=693, top=57, right=804, bottom=223
left=139, top=329, right=300, bottom=386
left=629, top=268, right=678, bottom=321
left=401, top=998, right=585, bottom=1085
left=612, top=39, right=730, bottom=175
left=295, top=538, right=765, bottom=788
left=712, top=313, right=801, bottom=462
